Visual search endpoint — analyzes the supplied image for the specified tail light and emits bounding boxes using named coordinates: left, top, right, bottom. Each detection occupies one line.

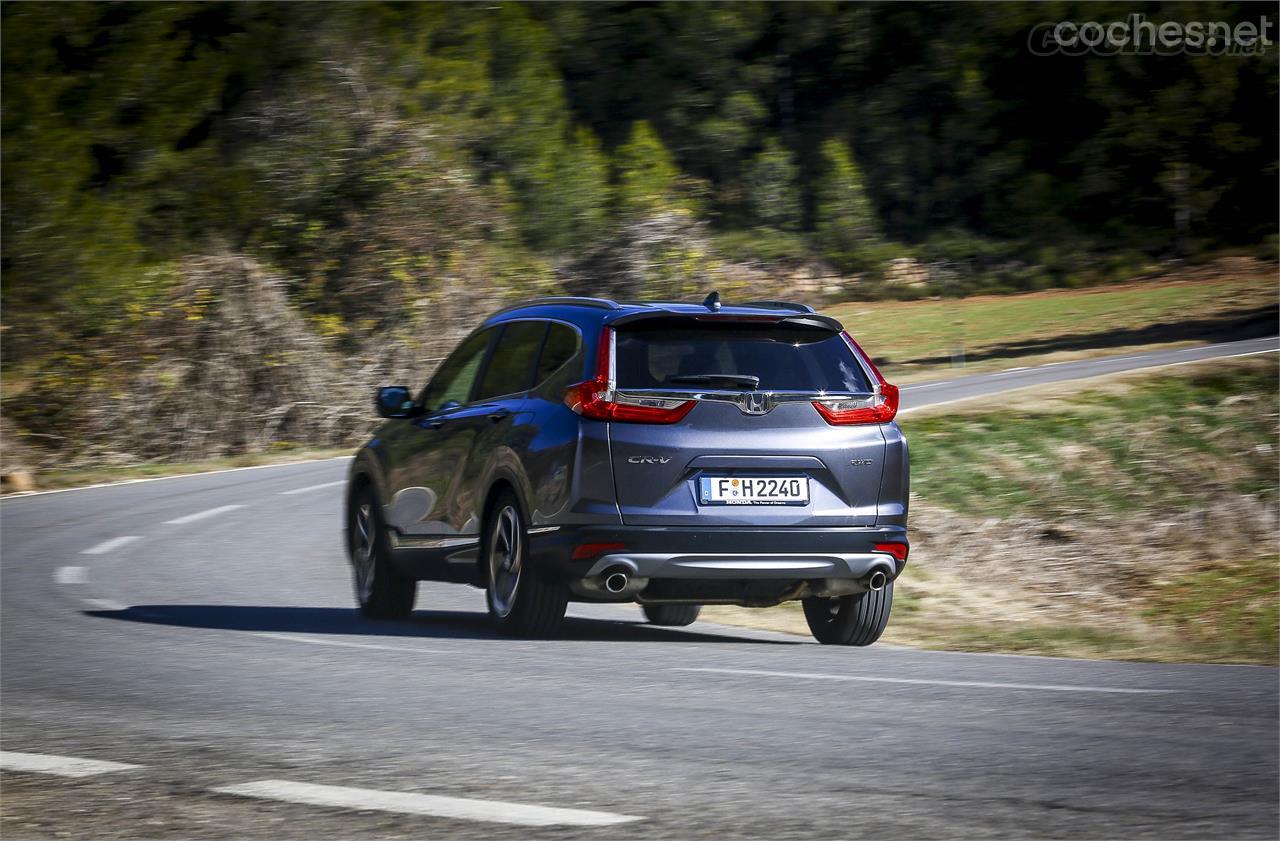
left=564, top=326, right=695, bottom=424
left=873, top=542, right=909, bottom=562
left=812, top=331, right=899, bottom=425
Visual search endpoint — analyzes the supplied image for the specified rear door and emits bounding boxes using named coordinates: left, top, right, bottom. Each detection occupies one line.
left=427, top=320, right=547, bottom=536
left=607, top=318, right=888, bottom=527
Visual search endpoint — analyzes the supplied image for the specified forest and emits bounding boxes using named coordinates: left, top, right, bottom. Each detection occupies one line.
left=2, top=2, right=1276, bottom=464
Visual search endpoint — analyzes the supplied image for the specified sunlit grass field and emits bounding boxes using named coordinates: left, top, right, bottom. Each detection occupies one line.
left=826, top=269, right=1276, bottom=382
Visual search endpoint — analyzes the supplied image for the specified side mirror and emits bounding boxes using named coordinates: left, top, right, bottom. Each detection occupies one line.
left=375, top=385, right=415, bottom=419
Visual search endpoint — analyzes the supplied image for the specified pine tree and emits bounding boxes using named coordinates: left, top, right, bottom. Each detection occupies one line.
left=816, top=139, right=884, bottom=271
left=615, top=121, right=683, bottom=219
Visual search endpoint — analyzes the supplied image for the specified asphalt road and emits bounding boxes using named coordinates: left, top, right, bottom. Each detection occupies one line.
left=3, top=337, right=1277, bottom=840
left=897, top=334, right=1280, bottom=412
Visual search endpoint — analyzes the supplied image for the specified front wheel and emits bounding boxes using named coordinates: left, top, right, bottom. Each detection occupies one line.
left=484, top=491, right=567, bottom=637
left=349, top=485, right=416, bottom=620
left=642, top=604, right=701, bottom=627
left=802, top=584, right=893, bottom=646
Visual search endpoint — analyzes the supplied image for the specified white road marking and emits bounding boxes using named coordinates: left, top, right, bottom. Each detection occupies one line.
left=80, top=535, right=141, bottom=555
left=212, top=780, right=643, bottom=827
left=252, top=632, right=446, bottom=654
left=54, top=566, right=88, bottom=585
left=163, top=504, right=244, bottom=525
left=0, top=455, right=354, bottom=501
left=279, top=480, right=345, bottom=495
left=673, top=667, right=1178, bottom=695
left=81, top=598, right=127, bottom=612
left=0, top=750, right=141, bottom=778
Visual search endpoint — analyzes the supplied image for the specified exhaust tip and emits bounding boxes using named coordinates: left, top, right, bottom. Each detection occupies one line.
left=604, top=570, right=630, bottom=594
left=867, top=570, right=888, bottom=592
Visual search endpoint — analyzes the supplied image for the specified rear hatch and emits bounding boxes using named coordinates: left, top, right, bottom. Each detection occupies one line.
left=603, top=315, right=892, bottom=527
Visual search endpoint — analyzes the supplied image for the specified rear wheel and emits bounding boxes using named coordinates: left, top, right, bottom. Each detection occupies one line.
left=802, top=584, right=893, bottom=646
left=642, top=604, right=701, bottom=627
left=349, top=484, right=416, bottom=619
left=484, top=491, right=567, bottom=637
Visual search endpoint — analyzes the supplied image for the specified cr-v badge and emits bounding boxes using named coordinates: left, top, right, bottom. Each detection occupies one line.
left=628, top=456, right=671, bottom=464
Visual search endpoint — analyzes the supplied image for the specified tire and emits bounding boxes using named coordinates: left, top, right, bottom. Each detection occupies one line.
left=483, top=490, right=568, bottom=637
left=642, top=604, right=701, bottom=627
left=348, top=483, right=416, bottom=620
left=802, top=583, right=893, bottom=646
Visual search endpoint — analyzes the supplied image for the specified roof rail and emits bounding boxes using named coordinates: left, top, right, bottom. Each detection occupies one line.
left=738, top=300, right=816, bottom=314
left=490, top=296, right=620, bottom=317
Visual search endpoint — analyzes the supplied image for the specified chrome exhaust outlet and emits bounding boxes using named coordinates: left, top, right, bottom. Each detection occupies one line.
left=866, top=569, right=889, bottom=592
left=604, top=569, right=630, bottom=594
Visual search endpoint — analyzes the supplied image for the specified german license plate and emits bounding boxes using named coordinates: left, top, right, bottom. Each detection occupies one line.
left=698, top=476, right=809, bottom=506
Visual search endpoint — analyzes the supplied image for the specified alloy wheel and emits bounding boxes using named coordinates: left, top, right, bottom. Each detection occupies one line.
left=353, top=502, right=376, bottom=604
left=487, top=505, right=522, bottom=618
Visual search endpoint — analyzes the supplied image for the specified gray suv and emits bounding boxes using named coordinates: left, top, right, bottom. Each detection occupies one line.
left=345, top=294, right=909, bottom=645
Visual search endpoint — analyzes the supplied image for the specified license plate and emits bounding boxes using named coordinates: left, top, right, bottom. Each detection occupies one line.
left=698, top=476, right=809, bottom=506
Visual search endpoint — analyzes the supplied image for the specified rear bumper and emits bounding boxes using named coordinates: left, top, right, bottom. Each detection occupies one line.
left=531, top=524, right=908, bottom=582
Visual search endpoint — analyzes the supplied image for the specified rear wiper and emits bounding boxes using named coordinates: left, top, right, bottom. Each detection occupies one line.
left=666, top=373, right=761, bottom=389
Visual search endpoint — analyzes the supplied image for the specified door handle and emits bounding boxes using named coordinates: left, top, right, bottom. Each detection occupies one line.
left=487, top=409, right=511, bottom=423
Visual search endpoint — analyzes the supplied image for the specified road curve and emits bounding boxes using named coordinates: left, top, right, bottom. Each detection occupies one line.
left=2, top=339, right=1277, bottom=839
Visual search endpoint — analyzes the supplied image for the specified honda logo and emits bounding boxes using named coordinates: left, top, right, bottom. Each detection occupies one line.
left=740, top=393, right=772, bottom=415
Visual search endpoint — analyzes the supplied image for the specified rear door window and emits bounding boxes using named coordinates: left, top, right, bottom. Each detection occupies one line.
left=614, top=321, right=872, bottom=392
left=473, top=321, right=547, bottom=401
left=534, top=323, right=579, bottom=386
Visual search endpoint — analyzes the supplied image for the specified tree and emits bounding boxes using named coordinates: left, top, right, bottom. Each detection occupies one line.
left=615, top=121, right=684, bottom=219
left=748, top=137, right=801, bottom=231
left=523, top=126, right=611, bottom=254
left=816, top=140, right=884, bottom=271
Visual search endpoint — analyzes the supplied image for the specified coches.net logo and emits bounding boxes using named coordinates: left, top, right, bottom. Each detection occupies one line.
left=1029, top=14, right=1275, bottom=56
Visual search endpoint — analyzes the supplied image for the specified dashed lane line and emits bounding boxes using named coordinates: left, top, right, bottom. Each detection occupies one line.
left=213, top=779, right=643, bottom=827
left=673, top=667, right=1179, bottom=695
left=0, top=750, right=142, bottom=778
left=1, top=753, right=641, bottom=827
left=54, top=566, right=88, bottom=585
left=163, top=504, right=244, bottom=525
left=79, top=535, right=141, bottom=555
left=279, top=480, right=345, bottom=495
left=81, top=598, right=128, bottom=612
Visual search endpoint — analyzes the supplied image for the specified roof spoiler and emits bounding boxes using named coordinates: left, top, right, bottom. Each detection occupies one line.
left=610, top=310, right=844, bottom=331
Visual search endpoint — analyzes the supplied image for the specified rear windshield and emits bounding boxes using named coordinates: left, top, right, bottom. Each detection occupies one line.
left=614, top=321, right=873, bottom=392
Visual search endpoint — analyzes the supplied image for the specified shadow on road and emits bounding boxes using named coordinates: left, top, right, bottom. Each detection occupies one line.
left=83, top=604, right=800, bottom=645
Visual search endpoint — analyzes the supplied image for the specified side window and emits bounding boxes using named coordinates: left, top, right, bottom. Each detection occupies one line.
left=534, top=323, right=579, bottom=387
left=421, top=328, right=494, bottom=411
left=473, top=321, right=547, bottom=401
